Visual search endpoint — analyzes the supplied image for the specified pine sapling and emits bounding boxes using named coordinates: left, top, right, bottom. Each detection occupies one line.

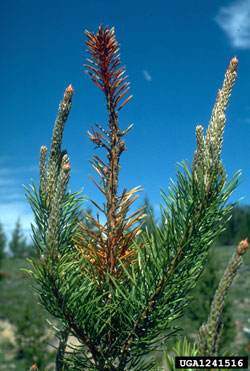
left=25, top=25, right=243, bottom=371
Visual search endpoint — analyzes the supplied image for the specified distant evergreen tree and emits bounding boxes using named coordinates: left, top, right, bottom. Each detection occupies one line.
left=141, top=194, right=157, bottom=234
left=0, top=221, right=7, bottom=267
left=183, top=246, right=236, bottom=350
left=232, top=205, right=250, bottom=243
left=9, top=219, right=28, bottom=258
left=215, top=205, right=250, bottom=246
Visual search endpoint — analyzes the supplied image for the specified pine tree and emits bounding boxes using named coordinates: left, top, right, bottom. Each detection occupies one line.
left=24, top=25, right=248, bottom=370
left=9, top=218, right=28, bottom=258
left=215, top=205, right=250, bottom=246
left=0, top=221, right=7, bottom=267
left=140, top=195, right=157, bottom=234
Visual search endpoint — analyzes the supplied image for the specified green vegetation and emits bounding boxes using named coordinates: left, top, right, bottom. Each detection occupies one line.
left=183, top=246, right=236, bottom=351
left=0, top=221, right=7, bottom=269
left=0, top=244, right=249, bottom=370
left=164, top=244, right=250, bottom=352
left=215, top=205, right=250, bottom=246
left=1, top=25, right=250, bottom=370
left=0, top=206, right=249, bottom=369
left=0, top=258, right=57, bottom=370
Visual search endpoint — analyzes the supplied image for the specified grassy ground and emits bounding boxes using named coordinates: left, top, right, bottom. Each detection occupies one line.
left=0, top=245, right=249, bottom=370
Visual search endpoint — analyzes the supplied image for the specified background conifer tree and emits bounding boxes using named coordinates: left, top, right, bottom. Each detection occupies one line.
left=0, top=221, right=7, bottom=268
left=140, top=195, right=157, bottom=234
left=215, top=205, right=250, bottom=246
left=9, top=218, right=28, bottom=258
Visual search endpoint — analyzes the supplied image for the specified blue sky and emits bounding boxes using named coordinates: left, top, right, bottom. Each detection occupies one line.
left=1, top=0, right=250, bottom=242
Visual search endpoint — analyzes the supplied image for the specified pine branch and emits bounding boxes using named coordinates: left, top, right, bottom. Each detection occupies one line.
left=56, top=327, right=70, bottom=371
left=72, top=25, right=149, bottom=365
left=75, top=25, right=145, bottom=288
left=24, top=85, right=89, bottom=369
left=193, top=57, right=238, bottom=193
left=116, top=57, right=241, bottom=367
left=198, top=238, right=249, bottom=356
left=46, top=84, right=74, bottom=211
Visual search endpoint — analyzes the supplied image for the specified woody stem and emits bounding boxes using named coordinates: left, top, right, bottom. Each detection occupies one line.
left=106, top=94, right=120, bottom=276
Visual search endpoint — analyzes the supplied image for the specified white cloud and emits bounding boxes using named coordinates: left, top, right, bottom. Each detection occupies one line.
left=142, top=70, right=152, bottom=82
left=214, top=0, right=250, bottom=49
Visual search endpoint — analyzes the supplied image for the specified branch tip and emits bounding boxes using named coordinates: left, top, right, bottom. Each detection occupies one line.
left=62, top=163, right=71, bottom=173
left=63, top=84, right=74, bottom=103
left=229, top=56, right=238, bottom=72
left=237, top=237, right=248, bottom=256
